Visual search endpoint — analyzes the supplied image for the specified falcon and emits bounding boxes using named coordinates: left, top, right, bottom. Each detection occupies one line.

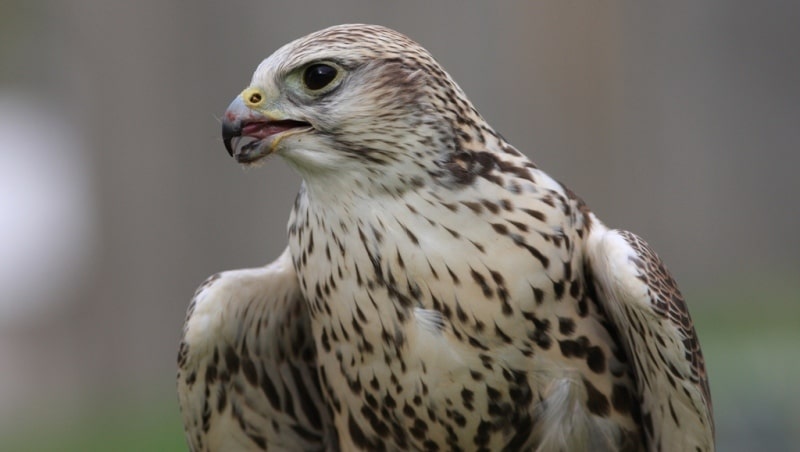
left=177, top=24, right=714, bottom=451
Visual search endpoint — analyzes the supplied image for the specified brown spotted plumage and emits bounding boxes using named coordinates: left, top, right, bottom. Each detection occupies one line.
left=178, top=24, right=713, bottom=451
left=177, top=250, right=337, bottom=451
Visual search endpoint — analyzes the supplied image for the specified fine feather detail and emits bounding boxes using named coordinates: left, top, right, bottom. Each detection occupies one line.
left=177, top=249, right=337, bottom=451
left=586, top=224, right=714, bottom=451
left=183, top=23, right=713, bottom=452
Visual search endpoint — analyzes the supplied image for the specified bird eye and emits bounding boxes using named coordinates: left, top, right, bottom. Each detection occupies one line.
left=303, top=64, right=338, bottom=91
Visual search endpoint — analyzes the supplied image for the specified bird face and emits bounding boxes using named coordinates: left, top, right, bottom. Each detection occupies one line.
left=221, top=57, right=348, bottom=165
left=221, top=24, right=470, bottom=179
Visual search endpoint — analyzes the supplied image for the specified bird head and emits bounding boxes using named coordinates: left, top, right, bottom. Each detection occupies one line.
left=221, top=24, right=496, bottom=193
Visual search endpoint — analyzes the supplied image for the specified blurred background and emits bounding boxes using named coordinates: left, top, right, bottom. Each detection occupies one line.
left=1, top=1, right=797, bottom=450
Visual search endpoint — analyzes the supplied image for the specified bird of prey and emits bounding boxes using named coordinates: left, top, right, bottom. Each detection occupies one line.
left=177, top=24, right=714, bottom=452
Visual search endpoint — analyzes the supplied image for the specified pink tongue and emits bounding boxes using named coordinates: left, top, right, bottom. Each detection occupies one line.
left=242, top=121, right=294, bottom=139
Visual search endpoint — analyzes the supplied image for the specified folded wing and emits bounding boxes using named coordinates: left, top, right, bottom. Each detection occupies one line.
left=177, top=248, right=336, bottom=451
left=586, top=227, right=714, bottom=451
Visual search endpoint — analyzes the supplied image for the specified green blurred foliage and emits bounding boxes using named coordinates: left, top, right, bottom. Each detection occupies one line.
left=0, top=398, right=185, bottom=452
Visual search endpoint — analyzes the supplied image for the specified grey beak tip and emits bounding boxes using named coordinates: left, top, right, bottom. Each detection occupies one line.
left=222, top=120, right=241, bottom=157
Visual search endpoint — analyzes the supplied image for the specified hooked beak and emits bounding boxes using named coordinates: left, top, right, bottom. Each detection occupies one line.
left=221, top=93, right=311, bottom=164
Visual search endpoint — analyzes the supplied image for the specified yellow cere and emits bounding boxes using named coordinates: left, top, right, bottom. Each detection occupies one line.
left=241, top=87, right=265, bottom=108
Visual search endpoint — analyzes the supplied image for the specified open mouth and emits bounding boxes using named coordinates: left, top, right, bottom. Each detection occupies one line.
left=241, top=120, right=310, bottom=141
left=223, top=119, right=311, bottom=163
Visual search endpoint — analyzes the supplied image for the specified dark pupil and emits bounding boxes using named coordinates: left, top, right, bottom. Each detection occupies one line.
left=304, top=64, right=337, bottom=90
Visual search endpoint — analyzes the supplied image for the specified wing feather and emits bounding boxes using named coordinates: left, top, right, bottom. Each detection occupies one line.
left=177, top=248, right=336, bottom=451
left=586, top=226, right=714, bottom=451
